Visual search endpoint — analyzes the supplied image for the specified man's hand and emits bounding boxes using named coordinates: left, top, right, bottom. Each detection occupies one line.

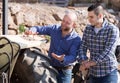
left=51, top=53, right=65, bottom=62
left=24, top=30, right=38, bottom=35
left=81, top=60, right=88, bottom=65
left=79, top=64, right=86, bottom=71
left=79, top=60, right=96, bottom=71
left=79, top=60, right=88, bottom=71
left=89, top=60, right=96, bottom=67
left=84, top=60, right=96, bottom=69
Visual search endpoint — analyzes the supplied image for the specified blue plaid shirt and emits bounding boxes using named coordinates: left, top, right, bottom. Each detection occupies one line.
left=30, top=25, right=81, bottom=67
left=78, top=19, right=119, bottom=77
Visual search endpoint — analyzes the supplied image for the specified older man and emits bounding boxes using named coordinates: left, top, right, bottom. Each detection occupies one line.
left=25, top=11, right=81, bottom=83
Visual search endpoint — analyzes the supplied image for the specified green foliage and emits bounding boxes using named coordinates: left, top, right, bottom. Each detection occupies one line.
left=19, top=24, right=25, bottom=34
left=45, top=35, right=51, bottom=42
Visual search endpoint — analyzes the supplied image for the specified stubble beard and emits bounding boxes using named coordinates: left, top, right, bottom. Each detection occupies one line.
left=61, top=25, right=70, bottom=32
left=63, top=28, right=70, bottom=32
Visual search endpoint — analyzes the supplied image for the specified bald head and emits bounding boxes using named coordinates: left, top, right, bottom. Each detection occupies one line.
left=64, top=11, right=77, bottom=22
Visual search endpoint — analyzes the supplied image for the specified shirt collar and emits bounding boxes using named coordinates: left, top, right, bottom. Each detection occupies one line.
left=102, top=18, right=108, bottom=28
left=91, top=18, right=108, bottom=29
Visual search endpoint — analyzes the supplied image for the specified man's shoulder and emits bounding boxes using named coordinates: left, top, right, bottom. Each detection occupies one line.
left=84, top=24, right=93, bottom=31
left=86, top=24, right=93, bottom=28
left=104, top=22, right=119, bottom=37
left=72, top=32, right=81, bottom=41
left=104, top=19, right=117, bottom=29
left=105, top=22, right=119, bottom=31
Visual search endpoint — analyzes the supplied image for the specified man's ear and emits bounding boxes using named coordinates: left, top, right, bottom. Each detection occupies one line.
left=98, top=13, right=103, bottom=19
left=73, top=22, right=77, bottom=28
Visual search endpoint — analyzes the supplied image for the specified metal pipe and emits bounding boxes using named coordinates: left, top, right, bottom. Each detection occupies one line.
left=2, top=0, right=8, bottom=35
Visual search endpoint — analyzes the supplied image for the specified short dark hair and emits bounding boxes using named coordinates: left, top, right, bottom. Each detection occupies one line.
left=87, top=4, right=104, bottom=15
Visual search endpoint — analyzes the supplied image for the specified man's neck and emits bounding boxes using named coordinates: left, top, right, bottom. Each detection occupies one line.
left=95, top=19, right=104, bottom=28
left=95, top=23, right=102, bottom=28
